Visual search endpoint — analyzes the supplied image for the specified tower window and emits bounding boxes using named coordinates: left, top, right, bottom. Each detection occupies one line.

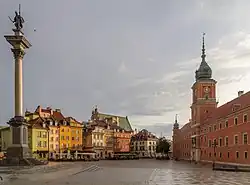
left=225, top=120, right=228, bottom=128
left=234, top=117, right=238, bottom=125
left=244, top=114, right=248, bottom=123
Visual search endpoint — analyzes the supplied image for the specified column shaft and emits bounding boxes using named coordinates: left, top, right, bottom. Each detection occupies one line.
left=15, top=57, right=23, bottom=116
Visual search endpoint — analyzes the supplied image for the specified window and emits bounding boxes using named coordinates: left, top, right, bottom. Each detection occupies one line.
left=234, top=135, right=238, bottom=145
left=219, top=138, right=222, bottom=147
left=209, top=153, right=211, bottom=157
left=37, top=141, right=42, bottom=147
left=61, top=136, right=64, bottom=140
left=209, top=127, right=212, bottom=132
left=245, top=151, right=248, bottom=159
left=225, top=120, right=228, bottom=128
left=213, top=125, right=216, bottom=131
left=209, top=140, right=212, bottom=147
left=204, top=135, right=207, bottom=142
left=219, top=123, right=222, bottom=129
left=72, top=137, right=75, bottom=141
left=244, top=114, right=248, bottom=123
left=228, top=152, right=230, bottom=158
left=219, top=152, right=222, bottom=158
left=225, top=136, right=229, bottom=146
left=234, top=117, right=238, bottom=125
left=243, top=133, right=248, bottom=144
left=50, top=144, right=53, bottom=149
left=236, top=151, right=239, bottom=159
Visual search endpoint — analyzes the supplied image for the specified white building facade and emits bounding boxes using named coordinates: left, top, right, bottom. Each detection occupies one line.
left=130, top=129, right=157, bottom=158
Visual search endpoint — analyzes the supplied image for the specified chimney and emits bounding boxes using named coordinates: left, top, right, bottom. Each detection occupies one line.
left=55, top=109, right=61, bottom=112
left=238, top=91, right=244, bottom=97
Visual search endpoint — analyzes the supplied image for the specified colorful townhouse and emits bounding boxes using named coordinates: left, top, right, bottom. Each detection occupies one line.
left=44, top=117, right=60, bottom=157
left=0, top=127, right=11, bottom=152
left=66, top=117, right=83, bottom=151
left=29, top=117, right=49, bottom=159
left=130, top=129, right=158, bottom=158
left=114, top=129, right=132, bottom=153
left=26, top=105, right=83, bottom=156
left=82, top=108, right=134, bottom=158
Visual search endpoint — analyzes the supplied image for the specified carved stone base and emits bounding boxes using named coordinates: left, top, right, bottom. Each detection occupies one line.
left=7, top=145, right=31, bottom=159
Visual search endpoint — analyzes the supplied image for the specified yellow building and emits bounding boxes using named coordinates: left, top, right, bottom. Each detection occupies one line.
left=59, top=119, right=71, bottom=152
left=25, top=111, right=39, bottom=121
left=66, top=117, right=83, bottom=150
left=29, top=117, right=49, bottom=159
left=0, top=127, right=11, bottom=152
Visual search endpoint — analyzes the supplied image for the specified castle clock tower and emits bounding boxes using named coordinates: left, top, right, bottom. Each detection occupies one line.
left=191, top=33, right=217, bottom=162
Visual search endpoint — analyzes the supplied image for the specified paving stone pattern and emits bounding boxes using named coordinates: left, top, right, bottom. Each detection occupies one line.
left=1, top=160, right=249, bottom=185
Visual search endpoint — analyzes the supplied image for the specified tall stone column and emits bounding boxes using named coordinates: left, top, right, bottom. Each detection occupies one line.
left=4, top=29, right=32, bottom=164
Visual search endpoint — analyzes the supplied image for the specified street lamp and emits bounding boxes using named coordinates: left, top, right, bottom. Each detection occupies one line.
left=212, top=139, right=218, bottom=169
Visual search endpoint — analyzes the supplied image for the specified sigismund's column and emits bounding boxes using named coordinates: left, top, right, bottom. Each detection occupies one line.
left=4, top=6, right=32, bottom=165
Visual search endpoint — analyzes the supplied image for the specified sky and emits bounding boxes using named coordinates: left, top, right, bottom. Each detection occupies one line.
left=1, top=0, right=250, bottom=137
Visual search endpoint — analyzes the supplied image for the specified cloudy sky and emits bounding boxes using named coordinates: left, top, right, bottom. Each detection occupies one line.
left=1, top=0, right=250, bottom=137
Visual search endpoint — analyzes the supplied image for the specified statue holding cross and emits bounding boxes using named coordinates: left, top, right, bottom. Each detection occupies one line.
left=9, top=4, right=25, bottom=31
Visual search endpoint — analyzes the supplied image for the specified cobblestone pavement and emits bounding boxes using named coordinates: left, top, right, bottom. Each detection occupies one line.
left=1, top=160, right=250, bottom=185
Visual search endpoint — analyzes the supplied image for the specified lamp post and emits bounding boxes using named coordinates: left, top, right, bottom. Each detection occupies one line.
left=212, top=139, right=218, bottom=169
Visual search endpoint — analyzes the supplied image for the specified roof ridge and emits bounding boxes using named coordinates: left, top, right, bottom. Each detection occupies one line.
left=98, top=112, right=127, bottom=118
left=215, top=91, right=250, bottom=111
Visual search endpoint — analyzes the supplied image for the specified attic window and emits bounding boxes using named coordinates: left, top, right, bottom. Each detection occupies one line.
left=232, top=104, right=241, bottom=112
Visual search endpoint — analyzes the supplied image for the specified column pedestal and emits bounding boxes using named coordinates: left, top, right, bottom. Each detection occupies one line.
left=6, top=116, right=31, bottom=165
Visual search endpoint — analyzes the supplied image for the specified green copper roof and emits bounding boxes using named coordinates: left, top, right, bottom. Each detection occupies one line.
left=195, top=33, right=212, bottom=81
left=98, top=113, right=133, bottom=131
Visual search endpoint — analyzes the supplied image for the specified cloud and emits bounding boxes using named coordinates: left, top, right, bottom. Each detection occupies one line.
left=134, top=123, right=173, bottom=138
left=1, top=0, right=250, bottom=132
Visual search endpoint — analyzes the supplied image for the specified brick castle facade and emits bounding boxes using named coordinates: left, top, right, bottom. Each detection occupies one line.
left=172, top=34, right=250, bottom=165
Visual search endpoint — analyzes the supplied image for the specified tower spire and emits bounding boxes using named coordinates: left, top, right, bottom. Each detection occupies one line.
left=201, top=32, right=206, bottom=61
left=175, top=114, right=178, bottom=124
left=173, top=114, right=179, bottom=129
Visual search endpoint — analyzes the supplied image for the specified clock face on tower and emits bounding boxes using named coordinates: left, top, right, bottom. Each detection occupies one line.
left=204, top=86, right=210, bottom=93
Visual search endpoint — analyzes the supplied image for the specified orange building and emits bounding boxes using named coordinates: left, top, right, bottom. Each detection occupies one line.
left=66, top=117, right=83, bottom=150
left=172, top=35, right=250, bottom=166
left=114, top=129, right=131, bottom=153
left=59, top=119, right=71, bottom=152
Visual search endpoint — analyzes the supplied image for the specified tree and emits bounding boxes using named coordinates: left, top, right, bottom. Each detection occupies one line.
left=156, top=137, right=170, bottom=154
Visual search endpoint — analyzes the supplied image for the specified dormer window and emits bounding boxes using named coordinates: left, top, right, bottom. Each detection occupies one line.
left=232, top=104, right=241, bottom=112
left=43, top=123, right=46, bottom=128
left=50, top=121, right=53, bottom=126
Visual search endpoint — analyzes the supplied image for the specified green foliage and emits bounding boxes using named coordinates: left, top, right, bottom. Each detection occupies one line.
left=156, top=137, right=170, bottom=154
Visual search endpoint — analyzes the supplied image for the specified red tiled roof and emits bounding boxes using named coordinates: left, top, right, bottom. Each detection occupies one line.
left=65, top=117, right=82, bottom=125
left=52, top=111, right=65, bottom=121
left=41, top=109, right=51, bottom=114
left=28, top=117, right=49, bottom=129
left=205, top=91, right=250, bottom=123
